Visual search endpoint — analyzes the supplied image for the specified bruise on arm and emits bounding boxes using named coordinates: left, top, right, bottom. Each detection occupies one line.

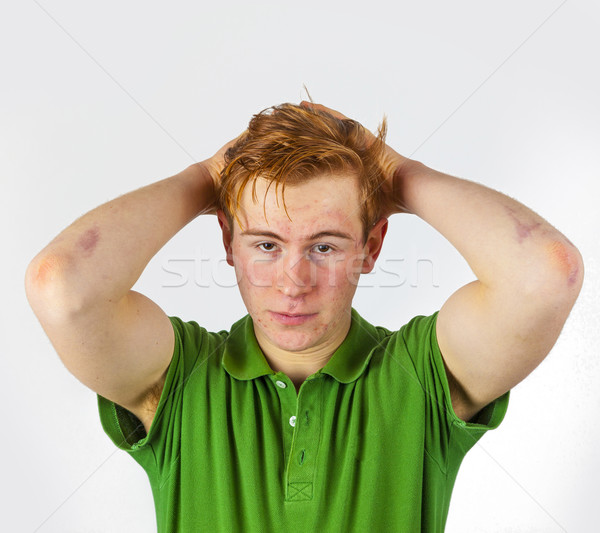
left=503, top=205, right=542, bottom=243
left=504, top=205, right=581, bottom=286
left=29, top=225, right=100, bottom=287
left=76, top=225, right=100, bottom=256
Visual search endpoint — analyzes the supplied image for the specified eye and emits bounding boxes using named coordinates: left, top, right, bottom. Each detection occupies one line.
left=312, top=244, right=332, bottom=254
left=258, top=242, right=277, bottom=252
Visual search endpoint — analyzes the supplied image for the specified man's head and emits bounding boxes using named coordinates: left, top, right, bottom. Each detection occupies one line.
left=216, top=102, right=390, bottom=353
left=218, top=102, right=389, bottom=244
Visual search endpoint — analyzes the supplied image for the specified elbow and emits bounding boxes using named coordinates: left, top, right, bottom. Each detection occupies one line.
left=25, top=251, right=83, bottom=323
left=26, top=252, right=66, bottom=290
left=524, top=240, right=584, bottom=314
left=25, top=252, right=63, bottom=302
left=544, top=239, right=584, bottom=295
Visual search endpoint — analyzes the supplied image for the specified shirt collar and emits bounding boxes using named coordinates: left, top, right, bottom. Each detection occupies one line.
left=222, top=308, right=385, bottom=383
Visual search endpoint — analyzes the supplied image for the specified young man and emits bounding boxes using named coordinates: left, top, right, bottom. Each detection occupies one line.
left=26, top=101, right=583, bottom=531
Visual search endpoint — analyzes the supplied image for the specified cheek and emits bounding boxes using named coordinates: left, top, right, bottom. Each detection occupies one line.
left=328, top=256, right=362, bottom=287
left=234, top=252, right=275, bottom=289
left=320, top=260, right=359, bottom=297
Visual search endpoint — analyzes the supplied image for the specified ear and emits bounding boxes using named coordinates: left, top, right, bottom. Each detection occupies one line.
left=217, top=210, right=235, bottom=267
left=361, top=217, right=388, bottom=274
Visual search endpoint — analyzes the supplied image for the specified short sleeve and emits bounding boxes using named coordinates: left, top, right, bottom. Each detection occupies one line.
left=96, top=317, right=209, bottom=461
left=399, top=311, right=509, bottom=458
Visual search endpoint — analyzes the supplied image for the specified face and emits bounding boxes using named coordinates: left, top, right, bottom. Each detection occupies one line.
left=218, top=173, right=387, bottom=353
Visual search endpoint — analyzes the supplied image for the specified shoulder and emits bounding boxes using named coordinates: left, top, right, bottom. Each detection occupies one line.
left=128, top=317, right=231, bottom=434
left=169, top=316, right=230, bottom=363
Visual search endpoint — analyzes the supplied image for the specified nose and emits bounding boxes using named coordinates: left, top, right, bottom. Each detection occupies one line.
left=277, top=252, right=315, bottom=297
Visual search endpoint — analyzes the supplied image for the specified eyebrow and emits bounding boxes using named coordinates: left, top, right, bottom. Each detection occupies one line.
left=239, top=229, right=354, bottom=242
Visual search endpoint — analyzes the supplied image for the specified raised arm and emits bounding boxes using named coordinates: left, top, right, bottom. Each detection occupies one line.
left=300, top=101, right=584, bottom=422
left=396, top=161, right=583, bottom=421
left=25, top=137, right=238, bottom=433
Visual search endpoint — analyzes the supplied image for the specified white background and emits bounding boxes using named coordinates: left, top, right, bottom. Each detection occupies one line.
left=2, top=1, right=599, bottom=531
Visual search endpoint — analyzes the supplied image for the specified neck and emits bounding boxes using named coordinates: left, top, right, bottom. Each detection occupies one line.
left=254, top=316, right=351, bottom=388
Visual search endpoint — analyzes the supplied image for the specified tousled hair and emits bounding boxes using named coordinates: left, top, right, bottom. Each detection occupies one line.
left=218, top=102, right=388, bottom=243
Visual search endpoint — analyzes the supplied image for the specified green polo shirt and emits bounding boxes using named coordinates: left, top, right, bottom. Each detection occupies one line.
left=98, top=308, right=508, bottom=532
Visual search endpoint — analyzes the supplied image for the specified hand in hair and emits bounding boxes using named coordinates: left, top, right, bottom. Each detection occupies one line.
left=299, top=101, right=417, bottom=216
left=199, top=130, right=248, bottom=215
left=204, top=130, right=248, bottom=188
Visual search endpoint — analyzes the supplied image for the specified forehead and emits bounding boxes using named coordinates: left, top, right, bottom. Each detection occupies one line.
left=235, top=173, right=363, bottom=237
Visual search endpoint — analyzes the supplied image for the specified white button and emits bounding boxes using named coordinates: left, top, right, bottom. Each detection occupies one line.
left=275, top=380, right=287, bottom=388
left=289, top=415, right=297, bottom=427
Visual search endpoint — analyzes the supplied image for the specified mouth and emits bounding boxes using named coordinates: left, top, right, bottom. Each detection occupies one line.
left=269, top=311, right=318, bottom=326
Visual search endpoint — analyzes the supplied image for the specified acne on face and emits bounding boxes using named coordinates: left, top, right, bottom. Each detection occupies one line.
left=226, top=173, right=371, bottom=353
left=235, top=178, right=364, bottom=254
left=234, top=191, right=365, bottom=291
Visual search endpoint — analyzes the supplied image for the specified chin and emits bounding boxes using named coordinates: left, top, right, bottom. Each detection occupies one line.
left=274, top=339, right=313, bottom=353
left=270, top=331, right=319, bottom=352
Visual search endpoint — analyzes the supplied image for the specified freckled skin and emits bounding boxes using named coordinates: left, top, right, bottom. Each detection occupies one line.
left=546, top=240, right=580, bottom=285
left=76, top=227, right=100, bottom=255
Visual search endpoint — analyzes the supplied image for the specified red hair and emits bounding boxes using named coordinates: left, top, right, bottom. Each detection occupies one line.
left=218, top=102, right=388, bottom=243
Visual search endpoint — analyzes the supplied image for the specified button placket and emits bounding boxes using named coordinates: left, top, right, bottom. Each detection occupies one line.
left=284, top=376, right=323, bottom=502
left=272, top=374, right=297, bottom=474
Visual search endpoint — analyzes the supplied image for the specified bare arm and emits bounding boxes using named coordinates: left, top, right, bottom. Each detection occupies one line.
left=300, top=101, right=584, bottom=422
left=25, top=137, right=237, bottom=433
left=396, top=163, right=583, bottom=420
